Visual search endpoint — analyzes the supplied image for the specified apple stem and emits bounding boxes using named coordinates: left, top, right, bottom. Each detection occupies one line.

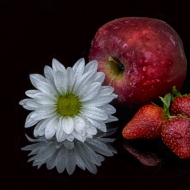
left=108, top=56, right=124, bottom=71
left=108, top=56, right=125, bottom=77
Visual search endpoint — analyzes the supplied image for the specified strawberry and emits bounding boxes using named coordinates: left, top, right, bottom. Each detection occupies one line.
left=171, top=86, right=190, bottom=118
left=161, top=116, right=190, bottom=159
left=122, top=104, right=166, bottom=139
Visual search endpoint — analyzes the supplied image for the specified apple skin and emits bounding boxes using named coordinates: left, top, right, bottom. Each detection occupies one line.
left=89, top=17, right=187, bottom=107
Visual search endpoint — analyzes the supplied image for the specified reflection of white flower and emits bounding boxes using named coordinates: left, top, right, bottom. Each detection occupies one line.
left=22, top=128, right=117, bottom=174
left=19, top=58, right=118, bottom=142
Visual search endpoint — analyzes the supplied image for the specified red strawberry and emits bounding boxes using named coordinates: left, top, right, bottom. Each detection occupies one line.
left=161, top=116, right=190, bottom=159
left=171, top=86, right=190, bottom=118
left=122, top=104, right=166, bottom=139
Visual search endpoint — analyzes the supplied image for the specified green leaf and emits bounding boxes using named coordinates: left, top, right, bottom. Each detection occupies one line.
left=159, top=93, right=172, bottom=118
left=159, top=96, right=167, bottom=107
left=159, top=93, right=171, bottom=109
left=172, top=86, right=181, bottom=98
left=164, top=93, right=172, bottom=108
left=172, top=86, right=189, bottom=99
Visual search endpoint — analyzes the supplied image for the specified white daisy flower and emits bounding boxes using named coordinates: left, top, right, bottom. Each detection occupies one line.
left=19, top=58, right=118, bottom=142
left=22, top=128, right=117, bottom=174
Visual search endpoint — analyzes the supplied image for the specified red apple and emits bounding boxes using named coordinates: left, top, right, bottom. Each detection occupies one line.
left=89, top=17, right=187, bottom=107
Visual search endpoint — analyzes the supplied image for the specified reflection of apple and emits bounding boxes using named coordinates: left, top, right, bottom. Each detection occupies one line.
left=89, top=17, right=187, bottom=107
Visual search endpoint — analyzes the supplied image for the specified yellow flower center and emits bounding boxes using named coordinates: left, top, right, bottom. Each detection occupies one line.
left=56, top=94, right=81, bottom=117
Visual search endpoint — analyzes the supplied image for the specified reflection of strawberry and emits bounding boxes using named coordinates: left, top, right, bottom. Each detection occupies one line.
left=171, top=86, right=190, bottom=118
left=161, top=116, right=190, bottom=159
left=122, top=104, right=166, bottom=139
left=123, top=142, right=161, bottom=166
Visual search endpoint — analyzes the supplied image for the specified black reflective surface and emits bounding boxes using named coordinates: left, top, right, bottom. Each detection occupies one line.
left=2, top=0, right=190, bottom=189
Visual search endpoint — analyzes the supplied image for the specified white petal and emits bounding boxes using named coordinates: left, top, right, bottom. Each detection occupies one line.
left=110, top=93, right=118, bottom=99
left=25, top=134, right=46, bottom=143
left=34, top=120, right=45, bottom=137
left=29, top=74, right=48, bottom=88
left=86, top=139, right=113, bottom=156
left=99, top=86, right=114, bottom=95
left=76, top=80, right=96, bottom=97
left=66, top=67, right=75, bottom=93
left=72, top=58, right=85, bottom=77
left=54, top=70, right=67, bottom=94
left=83, top=96, right=114, bottom=107
left=99, top=127, right=117, bottom=137
left=63, top=141, right=74, bottom=149
left=34, top=117, right=54, bottom=137
left=56, top=118, right=67, bottom=142
left=83, top=118, right=97, bottom=136
left=45, top=117, right=58, bottom=139
left=73, top=116, right=86, bottom=135
left=19, top=98, right=31, bottom=106
left=101, top=104, right=116, bottom=115
left=86, top=125, right=97, bottom=135
left=30, top=74, right=58, bottom=96
left=25, top=90, right=40, bottom=98
left=46, top=150, right=59, bottom=170
left=67, top=134, right=74, bottom=141
left=81, top=107, right=108, bottom=121
left=56, top=148, right=66, bottom=173
left=35, top=105, right=56, bottom=115
left=30, top=111, right=57, bottom=120
left=22, top=104, right=35, bottom=111
left=77, top=144, right=97, bottom=174
left=72, top=131, right=86, bottom=142
left=105, top=115, right=118, bottom=123
left=73, top=70, right=96, bottom=94
left=65, top=149, right=76, bottom=175
left=87, top=118, right=107, bottom=132
left=37, top=82, right=58, bottom=97
left=62, top=117, right=74, bottom=134
left=79, top=143, right=101, bottom=166
left=22, top=105, right=33, bottom=110
left=86, top=134, right=93, bottom=138
left=21, top=142, right=41, bottom=151
left=34, top=143, right=55, bottom=162
left=80, top=82, right=101, bottom=102
left=19, top=99, right=35, bottom=110
left=44, top=65, right=55, bottom=85
left=93, top=72, right=105, bottom=83
left=34, top=93, right=56, bottom=105
left=73, top=146, right=86, bottom=169
left=26, top=99, right=40, bottom=110
left=84, top=60, right=98, bottom=73
left=25, top=112, right=39, bottom=128
left=52, top=58, right=66, bottom=72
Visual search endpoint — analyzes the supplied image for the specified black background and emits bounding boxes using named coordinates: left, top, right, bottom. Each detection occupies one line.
left=2, top=0, right=190, bottom=189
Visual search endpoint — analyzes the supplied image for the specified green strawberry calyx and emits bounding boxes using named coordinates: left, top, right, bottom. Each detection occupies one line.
left=159, top=93, right=174, bottom=119
left=158, top=87, right=190, bottom=120
left=176, top=114, right=190, bottom=121
left=172, top=86, right=189, bottom=100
